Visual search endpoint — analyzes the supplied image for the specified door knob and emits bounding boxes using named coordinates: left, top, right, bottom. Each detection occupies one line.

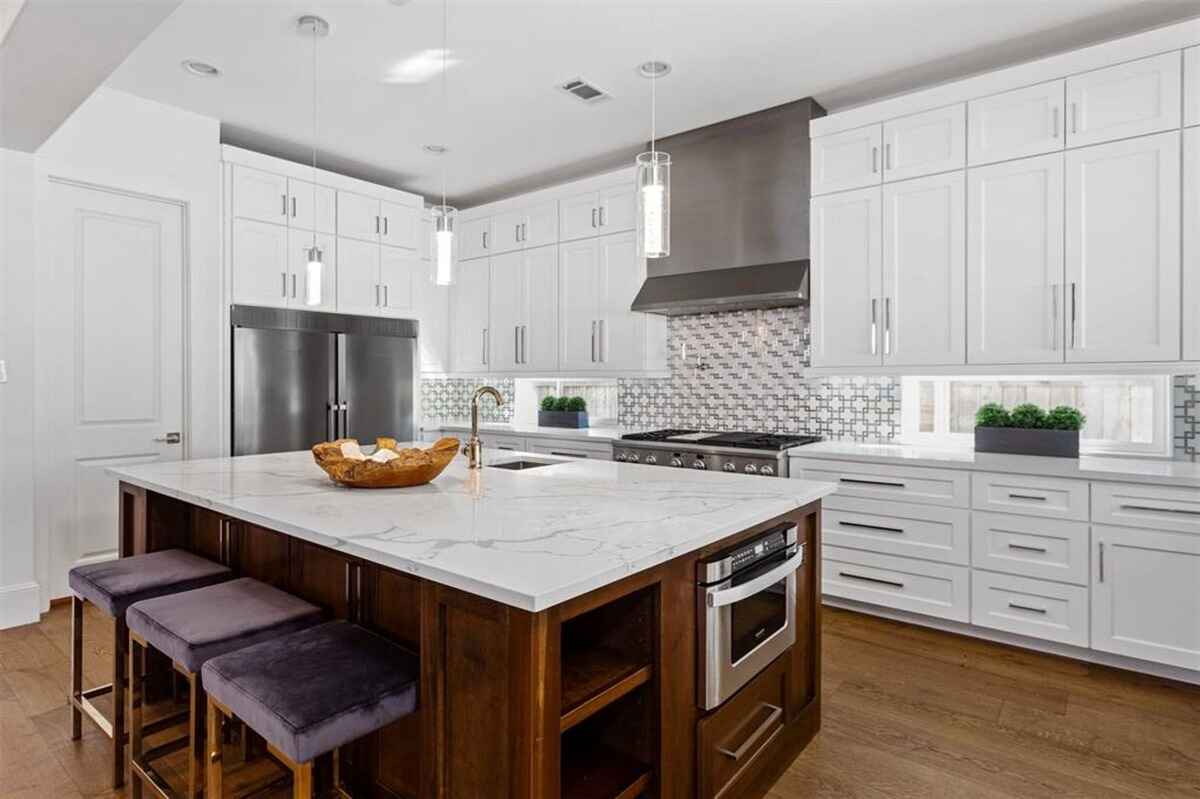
left=154, top=432, right=182, bottom=444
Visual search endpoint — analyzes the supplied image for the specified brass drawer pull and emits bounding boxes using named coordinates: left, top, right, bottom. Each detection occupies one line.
left=717, top=702, right=782, bottom=761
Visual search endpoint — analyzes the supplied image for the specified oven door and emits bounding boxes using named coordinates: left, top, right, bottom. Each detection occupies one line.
left=701, top=543, right=804, bottom=710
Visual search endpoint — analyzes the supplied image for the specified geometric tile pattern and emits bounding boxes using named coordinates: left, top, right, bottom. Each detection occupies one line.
left=420, top=377, right=515, bottom=423
left=1174, top=374, right=1200, bottom=461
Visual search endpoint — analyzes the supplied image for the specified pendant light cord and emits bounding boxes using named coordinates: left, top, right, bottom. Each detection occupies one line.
left=311, top=19, right=318, bottom=249
left=440, top=0, right=448, bottom=211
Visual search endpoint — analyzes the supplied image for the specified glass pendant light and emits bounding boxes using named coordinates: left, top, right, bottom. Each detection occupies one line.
left=636, top=57, right=670, bottom=259
left=429, top=0, right=457, bottom=285
left=299, top=14, right=329, bottom=306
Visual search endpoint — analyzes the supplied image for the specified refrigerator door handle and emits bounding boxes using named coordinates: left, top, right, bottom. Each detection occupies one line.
left=327, top=402, right=338, bottom=440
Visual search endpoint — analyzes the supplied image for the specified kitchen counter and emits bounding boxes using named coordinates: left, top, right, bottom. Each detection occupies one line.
left=421, top=418, right=627, bottom=443
left=790, top=440, right=1200, bottom=488
left=110, top=448, right=835, bottom=611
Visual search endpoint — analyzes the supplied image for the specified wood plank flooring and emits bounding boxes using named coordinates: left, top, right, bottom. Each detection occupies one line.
left=2, top=603, right=1198, bottom=798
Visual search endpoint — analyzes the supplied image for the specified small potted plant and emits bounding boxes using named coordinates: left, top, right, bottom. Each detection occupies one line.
left=538, top=395, right=589, bottom=429
left=974, top=402, right=1085, bottom=458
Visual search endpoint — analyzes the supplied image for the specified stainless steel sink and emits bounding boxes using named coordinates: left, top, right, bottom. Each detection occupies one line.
left=487, top=459, right=559, bottom=471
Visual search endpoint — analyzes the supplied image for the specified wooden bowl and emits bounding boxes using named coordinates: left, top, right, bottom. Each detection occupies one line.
left=312, top=437, right=460, bottom=488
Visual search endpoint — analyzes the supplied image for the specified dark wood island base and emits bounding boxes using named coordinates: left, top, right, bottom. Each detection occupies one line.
left=119, top=481, right=822, bottom=799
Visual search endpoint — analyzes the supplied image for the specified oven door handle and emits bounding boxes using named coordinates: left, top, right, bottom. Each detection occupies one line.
left=706, top=545, right=805, bottom=609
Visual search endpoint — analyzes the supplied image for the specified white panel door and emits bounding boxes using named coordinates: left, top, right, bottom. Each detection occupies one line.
left=967, top=153, right=1065, bottom=364
left=379, top=200, right=418, bottom=250
left=379, top=245, right=416, bottom=314
left=597, top=184, right=636, bottom=233
left=882, top=172, right=966, bottom=367
left=1092, top=524, right=1200, bottom=670
left=882, top=104, right=966, bottom=182
left=288, top=230, right=337, bottom=312
left=491, top=209, right=525, bottom=255
left=1066, top=52, right=1182, bottom=147
left=287, top=178, right=336, bottom=234
left=1065, top=132, right=1181, bottom=363
left=231, top=164, right=289, bottom=225
left=968, top=80, right=1065, bottom=165
left=597, top=231, right=644, bottom=371
left=488, top=250, right=523, bottom=371
left=560, top=190, right=600, bottom=241
left=1186, top=128, right=1200, bottom=362
left=559, top=239, right=602, bottom=369
left=810, top=187, right=883, bottom=368
left=412, top=271, right=451, bottom=374
left=1187, top=46, right=1199, bottom=128
left=231, top=218, right=290, bottom=308
left=810, top=125, right=882, bottom=196
left=459, top=216, right=492, bottom=260
left=450, top=258, right=491, bottom=373
left=523, top=244, right=560, bottom=372
left=336, top=236, right=381, bottom=317
left=523, top=200, right=560, bottom=248
left=337, top=190, right=380, bottom=243
left=42, top=183, right=184, bottom=595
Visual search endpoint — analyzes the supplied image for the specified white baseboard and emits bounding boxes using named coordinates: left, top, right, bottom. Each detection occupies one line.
left=823, top=595, right=1200, bottom=688
left=0, top=581, right=41, bottom=630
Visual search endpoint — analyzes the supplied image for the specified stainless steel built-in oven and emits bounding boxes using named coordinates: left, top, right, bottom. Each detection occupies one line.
left=698, top=524, right=804, bottom=710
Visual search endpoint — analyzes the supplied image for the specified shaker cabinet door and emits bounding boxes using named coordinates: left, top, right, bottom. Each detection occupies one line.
left=810, top=125, right=882, bottom=196
left=597, top=231, right=644, bottom=371
left=523, top=245, right=560, bottom=371
left=287, top=178, right=336, bottom=234
left=560, top=190, right=601, bottom=242
left=1065, top=52, right=1182, bottom=147
left=1186, top=46, right=1200, bottom=128
left=458, top=216, right=492, bottom=260
left=881, top=104, right=966, bottom=182
left=378, top=245, right=416, bottom=314
left=336, top=236, right=382, bottom=317
left=559, top=239, right=602, bottom=369
left=488, top=250, right=523, bottom=371
left=1186, top=128, right=1200, bottom=362
left=379, top=200, right=418, bottom=250
left=232, top=165, right=289, bottom=225
left=968, top=81, right=1065, bottom=166
left=231, top=218, right=290, bottom=308
left=449, top=258, right=491, bottom=373
left=337, top=191, right=381, bottom=243
left=810, top=187, right=883, bottom=368
left=523, top=200, right=560, bottom=248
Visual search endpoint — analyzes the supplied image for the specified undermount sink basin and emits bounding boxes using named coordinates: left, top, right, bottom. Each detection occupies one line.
left=487, top=459, right=560, bottom=471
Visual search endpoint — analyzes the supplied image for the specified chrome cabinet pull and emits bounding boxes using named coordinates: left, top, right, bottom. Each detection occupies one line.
left=838, top=520, right=904, bottom=535
left=550, top=451, right=587, bottom=458
left=514, top=326, right=520, bottom=364
left=871, top=146, right=878, bottom=174
left=1069, top=282, right=1077, bottom=349
left=383, top=284, right=389, bottom=307
left=599, top=206, right=606, bottom=227
left=153, top=432, right=182, bottom=444
left=1098, top=541, right=1104, bottom=583
left=598, top=319, right=605, bottom=362
left=591, top=320, right=597, bottom=362
left=1070, top=102, right=1078, bottom=134
left=375, top=215, right=380, bottom=235
left=482, top=230, right=489, bottom=249
left=884, top=143, right=892, bottom=171
left=375, top=284, right=380, bottom=307
left=883, top=297, right=892, bottom=356
left=717, top=703, right=783, bottom=761
left=870, top=298, right=878, bottom=356
left=521, top=325, right=527, bottom=364
left=1120, top=503, right=1200, bottom=516
left=1008, top=542, right=1048, bottom=553
left=591, top=208, right=598, bottom=228
left=521, top=222, right=528, bottom=241
left=840, top=477, right=906, bottom=488
left=515, top=223, right=521, bottom=243
left=281, top=194, right=288, bottom=216
left=282, top=272, right=288, bottom=297
left=291, top=274, right=297, bottom=298
left=1009, top=493, right=1046, bottom=501
left=839, top=571, right=904, bottom=589
left=291, top=196, right=297, bottom=217
left=482, top=328, right=488, bottom=365
left=1051, top=283, right=1060, bottom=350
left=1008, top=602, right=1048, bottom=614
left=1052, top=106, right=1059, bottom=139
left=383, top=216, right=389, bottom=236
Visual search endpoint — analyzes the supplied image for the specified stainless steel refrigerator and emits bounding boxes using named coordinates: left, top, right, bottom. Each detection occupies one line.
left=231, top=305, right=417, bottom=456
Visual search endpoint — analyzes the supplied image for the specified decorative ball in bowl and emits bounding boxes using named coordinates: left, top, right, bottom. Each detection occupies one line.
left=312, top=437, right=460, bottom=488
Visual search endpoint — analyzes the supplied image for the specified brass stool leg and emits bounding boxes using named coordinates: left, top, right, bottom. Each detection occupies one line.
left=113, top=614, right=128, bottom=789
left=188, top=671, right=206, bottom=799
left=206, top=697, right=224, bottom=799
left=292, top=760, right=314, bottom=799
left=70, top=596, right=83, bottom=740
left=128, top=633, right=144, bottom=799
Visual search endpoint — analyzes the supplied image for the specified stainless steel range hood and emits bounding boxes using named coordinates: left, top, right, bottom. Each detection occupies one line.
left=631, top=98, right=824, bottom=316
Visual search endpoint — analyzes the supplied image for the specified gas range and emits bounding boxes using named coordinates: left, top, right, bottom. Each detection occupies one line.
left=613, top=430, right=822, bottom=478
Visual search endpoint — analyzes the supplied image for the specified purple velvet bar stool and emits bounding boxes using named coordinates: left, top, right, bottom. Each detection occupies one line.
left=67, top=549, right=233, bottom=789
left=202, top=620, right=419, bottom=799
left=125, top=577, right=323, bottom=799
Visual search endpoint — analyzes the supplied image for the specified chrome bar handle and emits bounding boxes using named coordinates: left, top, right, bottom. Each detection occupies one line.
left=1052, top=106, right=1059, bottom=138
left=591, top=208, right=598, bottom=228
left=591, top=321, right=597, bottom=362
left=885, top=143, right=892, bottom=171
left=1008, top=542, right=1048, bottom=554
left=383, top=284, right=388, bottom=307
left=282, top=272, right=288, bottom=298
left=599, top=206, right=606, bottom=227
left=481, top=328, right=488, bottom=365
left=1098, top=541, right=1104, bottom=583
left=871, top=146, right=878, bottom=174
left=291, top=274, right=297, bottom=298
left=482, top=230, right=488, bottom=250
left=375, top=215, right=380, bottom=234
left=521, top=325, right=527, bottom=364
left=514, top=326, right=520, bottom=365
left=883, top=297, right=892, bottom=356
left=708, top=546, right=805, bottom=608
left=598, top=319, right=605, bottom=362
left=383, top=216, right=388, bottom=236
left=281, top=194, right=288, bottom=216
left=291, top=196, right=297, bottom=217
left=870, top=298, right=878, bottom=355
left=1051, top=283, right=1059, bottom=350
left=1070, top=102, right=1078, bottom=134
left=1070, top=282, right=1078, bottom=349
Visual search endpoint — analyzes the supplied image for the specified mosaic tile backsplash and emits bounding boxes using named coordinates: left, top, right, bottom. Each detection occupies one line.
left=421, top=377, right=514, bottom=423
left=1174, top=375, right=1199, bottom=461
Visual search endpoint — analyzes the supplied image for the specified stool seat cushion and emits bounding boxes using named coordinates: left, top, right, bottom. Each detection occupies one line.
left=69, top=549, right=232, bottom=618
left=127, top=578, right=323, bottom=674
left=202, top=621, right=418, bottom=764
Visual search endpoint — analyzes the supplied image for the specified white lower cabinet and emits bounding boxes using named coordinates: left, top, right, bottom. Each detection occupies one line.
left=970, top=512, right=1089, bottom=585
left=971, top=571, right=1089, bottom=647
left=823, top=497, right=969, bottom=565
left=528, top=441, right=611, bottom=460
left=823, top=545, right=970, bottom=622
left=971, top=471, right=1089, bottom=521
left=480, top=434, right=526, bottom=452
left=1092, top=524, right=1200, bottom=670
left=793, top=458, right=969, bottom=508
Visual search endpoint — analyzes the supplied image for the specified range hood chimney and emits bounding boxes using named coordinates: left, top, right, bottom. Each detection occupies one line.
left=631, top=98, right=825, bottom=316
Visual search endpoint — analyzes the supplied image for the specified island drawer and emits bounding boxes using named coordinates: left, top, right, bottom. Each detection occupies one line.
left=972, top=472, right=1089, bottom=521
left=1092, top=482, right=1200, bottom=534
left=970, top=512, right=1090, bottom=585
left=971, top=571, right=1089, bottom=647
left=822, top=545, right=970, bottom=622
left=823, top=496, right=970, bottom=565
left=791, top=458, right=969, bottom=508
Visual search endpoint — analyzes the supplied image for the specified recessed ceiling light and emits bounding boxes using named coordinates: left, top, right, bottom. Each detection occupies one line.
left=181, top=59, right=220, bottom=77
left=637, top=60, right=671, bottom=78
left=297, top=14, right=330, bottom=37
left=423, top=144, right=448, bottom=155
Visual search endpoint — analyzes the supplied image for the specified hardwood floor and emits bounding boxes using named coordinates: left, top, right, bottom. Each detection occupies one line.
left=3, top=603, right=1198, bottom=798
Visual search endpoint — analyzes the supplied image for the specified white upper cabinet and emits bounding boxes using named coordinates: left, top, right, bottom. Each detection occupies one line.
left=337, top=191, right=381, bottom=243
left=523, top=200, right=560, bottom=248
left=231, top=217, right=289, bottom=307
left=1187, top=46, right=1199, bottom=128
left=379, top=246, right=416, bottom=314
left=882, top=104, right=966, bottom=183
left=968, top=81, right=1065, bottom=166
left=881, top=171, right=966, bottom=366
left=1185, top=128, right=1199, bottom=362
left=489, top=246, right=559, bottom=371
left=1065, top=131, right=1181, bottom=363
left=232, top=165, right=289, bottom=225
left=811, top=124, right=883, bottom=196
left=488, top=250, right=523, bottom=370
left=560, top=185, right=634, bottom=241
left=810, top=187, right=883, bottom=368
left=450, top=258, right=491, bottom=373
left=336, top=236, right=382, bottom=317
left=287, top=230, right=337, bottom=312
left=596, top=231, right=644, bottom=371
left=967, top=153, right=1065, bottom=365
left=1065, top=51, right=1182, bottom=148
left=491, top=209, right=525, bottom=254
left=470, top=199, right=560, bottom=256
left=286, top=178, right=336, bottom=234
left=597, top=185, right=635, bottom=233
left=459, top=216, right=492, bottom=260
left=380, top=200, right=418, bottom=250
left=559, top=239, right=603, bottom=369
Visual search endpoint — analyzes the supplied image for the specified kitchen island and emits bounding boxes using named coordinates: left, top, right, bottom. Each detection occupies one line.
left=109, top=448, right=835, bottom=799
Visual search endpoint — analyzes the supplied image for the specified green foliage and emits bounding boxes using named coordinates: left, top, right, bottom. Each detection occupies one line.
left=565, top=396, right=587, bottom=412
left=974, top=403, right=1011, bottom=428
left=1045, top=405, right=1086, bottom=432
left=1009, top=403, right=1049, bottom=429
left=553, top=396, right=572, bottom=412
left=539, top=395, right=558, bottom=412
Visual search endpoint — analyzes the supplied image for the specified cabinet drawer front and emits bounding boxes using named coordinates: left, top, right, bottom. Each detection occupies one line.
left=528, top=441, right=610, bottom=460
left=971, top=512, right=1089, bottom=585
left=824, top=496, right=969, bottom=565
left=1092, top=482, right=1200, bottom=534
left=972, top=472, right=1088, bottom=520
left=822, top=545, right=970, bottom=622
left=971, top=571, right=1089, bottom=647
left=698, top=654, right=787, bottom=799
left=793, top=458, right=968, bottom=508
left=479, top=434, right=526, bottom=452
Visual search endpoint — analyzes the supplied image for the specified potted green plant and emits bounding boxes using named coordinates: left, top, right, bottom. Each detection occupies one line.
left=538, top=395, right=589, bottom=429
left=974, top=402, right=1085, bottom=458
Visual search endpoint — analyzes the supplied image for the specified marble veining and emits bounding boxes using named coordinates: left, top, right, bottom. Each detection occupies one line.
left=109, top=449, right=835, bottom=611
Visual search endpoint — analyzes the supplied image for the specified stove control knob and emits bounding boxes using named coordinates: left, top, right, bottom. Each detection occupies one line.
left=627, top=452, right=640, bottom=463
left=615, top=453, right=627, bottom=462
left=759, top=465, right=775, bottom=477
left=645, top=455, right=658, bottom=465
left=723, top=462, right=737, bottom=473
left=692, top=459, right=707, bottom=470
left=744, top=464, right=759, bottom=475
left=670, top=457, right=684, bottom=468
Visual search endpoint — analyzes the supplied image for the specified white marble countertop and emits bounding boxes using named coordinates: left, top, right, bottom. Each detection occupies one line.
left=789, top=440, right=1200, bottom=488
left=109, top=448, right=835, bottom=611
left=422, top=419, right=627, bottom=443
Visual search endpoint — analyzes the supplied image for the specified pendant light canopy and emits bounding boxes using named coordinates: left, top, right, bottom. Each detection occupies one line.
left=636, top=57, right=670, bottom=259
left=429, top=0, right=457, bottom=285
left=299, top=14, right=329, bottom=306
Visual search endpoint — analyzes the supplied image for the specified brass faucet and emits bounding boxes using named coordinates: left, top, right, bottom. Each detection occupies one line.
left=464, top=386, right=504, bottom=469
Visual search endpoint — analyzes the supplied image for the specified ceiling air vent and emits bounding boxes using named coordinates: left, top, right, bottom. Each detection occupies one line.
left=558, top=77, right=611, bottom=104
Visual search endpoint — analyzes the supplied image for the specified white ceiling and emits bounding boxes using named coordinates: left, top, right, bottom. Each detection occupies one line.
left=105, top=0, right=1199, bottom=206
